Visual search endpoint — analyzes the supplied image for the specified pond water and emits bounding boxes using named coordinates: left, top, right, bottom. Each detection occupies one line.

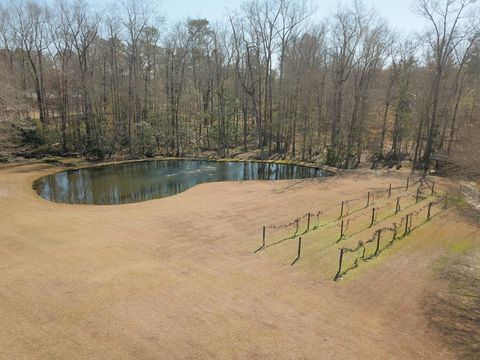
left=33, top=160, right=330, bottom=205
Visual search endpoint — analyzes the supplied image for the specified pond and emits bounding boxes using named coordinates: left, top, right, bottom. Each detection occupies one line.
left=33, top=159, right=331, bottom=205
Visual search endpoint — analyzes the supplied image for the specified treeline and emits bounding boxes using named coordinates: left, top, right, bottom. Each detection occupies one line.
left=0, top=0, right=479, bottom=169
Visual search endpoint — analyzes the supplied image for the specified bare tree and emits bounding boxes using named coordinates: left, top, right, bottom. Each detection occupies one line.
left=10, top=0, right=52, bottom=127
left=328, top=2, right=364, bottom=165
left=414, top=0, right=479, bottom=171
left=0, top=0, right=478, bottom=172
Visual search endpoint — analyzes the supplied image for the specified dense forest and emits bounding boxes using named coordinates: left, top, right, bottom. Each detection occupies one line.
left=0, top=0, right=479, bottom=172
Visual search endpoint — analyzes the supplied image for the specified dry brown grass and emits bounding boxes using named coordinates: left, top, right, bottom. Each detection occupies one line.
left=0, top=162, right=478, bottom=359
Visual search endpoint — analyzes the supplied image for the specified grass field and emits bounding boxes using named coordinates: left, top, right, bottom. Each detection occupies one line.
left=0, top=161, right=478, bottom=359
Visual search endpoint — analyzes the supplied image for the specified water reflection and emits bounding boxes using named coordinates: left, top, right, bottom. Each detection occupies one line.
left=34, top=160, right=330, bottom=205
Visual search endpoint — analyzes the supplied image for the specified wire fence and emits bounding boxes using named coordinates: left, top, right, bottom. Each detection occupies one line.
left=258, top=176, right=435, bottom=251
left=254, top=175, right=460, bottom=281
left=334, top=195, right=447, bottom=280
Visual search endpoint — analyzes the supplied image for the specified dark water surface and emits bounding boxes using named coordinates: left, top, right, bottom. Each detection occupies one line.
left=33, top=160, right=330, bottom=205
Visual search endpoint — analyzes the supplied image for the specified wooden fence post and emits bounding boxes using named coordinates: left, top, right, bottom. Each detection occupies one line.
left=388, top=184, right=392, bottom=198
left=366, top=192, right=371, bottom=208
left=374, top=229, right=381, bottom=256
left=406, top=178, right=410, bottom=191
left=370, top=208, right=376, bottom=227
left=255, top=226, right=266, bottom=253
left=339, top=219, right=344, bottom=241
left=392, top=227, right=398, bottom=241
left=395, top=197, right=401, bottom=214
left=294, top=219, right=299, bottom=236
left=262, top=226, right=266, bottom=247
left=431, top=182, right=435, bottom=196
left=307, top=213, right=311, bottom=231
left=404, top=214, right=409, bottom=236
left=427, top=202, right=433, bottom=221
left=315, top=212, right=320, bottom=229
left=416, top=188, right=421, bottom=203
left=339, top=201, right=344, bottom=219
left=291, top=237, right=302, bottom=266
left=334, top=248, right=344, bottom=281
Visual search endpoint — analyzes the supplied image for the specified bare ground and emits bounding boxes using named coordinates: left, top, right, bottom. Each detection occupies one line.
left=0, top=163, right=479, bottom=359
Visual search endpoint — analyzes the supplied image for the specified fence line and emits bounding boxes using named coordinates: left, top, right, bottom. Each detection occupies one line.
left=254, top=176, right=447, bottom=277
left=335, top=190, right=432, bottom=241
left=334, top=196, right=447, bottom=280
left=265, top=176, right=432, bottom=238
left=262, top=183, right=433, bottom=251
